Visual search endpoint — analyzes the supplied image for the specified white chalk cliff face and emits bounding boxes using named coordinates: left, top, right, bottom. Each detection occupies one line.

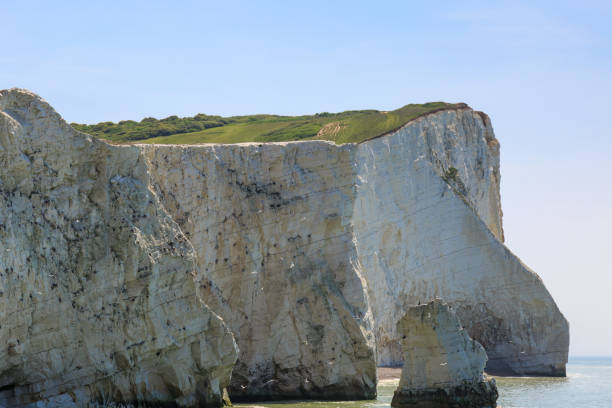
left=143, top=107, right=567, bottom=379
left=0, top=88, right=569, bottom=405
left=142, top=143, right=377, bottom=400
left=352, top=111, right=569, bottom=375
left=0, top=89, right=238, bottom=407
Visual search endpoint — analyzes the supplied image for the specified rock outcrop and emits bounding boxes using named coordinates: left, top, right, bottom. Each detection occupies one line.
left=391, top=299, right=498, bottom=408
left=0, top=89, right=238, bottom=407
left=0, top=88, right=569, bottom=405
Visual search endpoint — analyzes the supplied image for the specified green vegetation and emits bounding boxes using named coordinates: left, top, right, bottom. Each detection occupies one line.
left=71, top=102, right=466, bottom=145
left=442, top=166, right=468, bottom=196
left=445, top=167, right=459, bottom=181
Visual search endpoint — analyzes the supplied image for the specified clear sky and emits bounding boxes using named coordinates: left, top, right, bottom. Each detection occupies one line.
left=3, top=1, right=611, bottom=356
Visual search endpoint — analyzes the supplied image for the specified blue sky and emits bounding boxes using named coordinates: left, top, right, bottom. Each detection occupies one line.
left=3, top=1, right=611, bottom=356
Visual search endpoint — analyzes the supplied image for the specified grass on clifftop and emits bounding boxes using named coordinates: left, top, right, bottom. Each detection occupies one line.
left=71, top=102, right=466, bottom=145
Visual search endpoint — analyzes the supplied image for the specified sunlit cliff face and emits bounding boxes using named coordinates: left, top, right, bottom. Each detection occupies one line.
left=0, top=88, right=568, bottom=407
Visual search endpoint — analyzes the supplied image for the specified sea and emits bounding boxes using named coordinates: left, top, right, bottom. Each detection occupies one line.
left=236, top=357, right=612, bottom=408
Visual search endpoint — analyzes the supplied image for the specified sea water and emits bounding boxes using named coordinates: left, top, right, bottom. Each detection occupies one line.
left=495, top=356, right=612, bottom=407
left=236, top=357, right=612, bottom=408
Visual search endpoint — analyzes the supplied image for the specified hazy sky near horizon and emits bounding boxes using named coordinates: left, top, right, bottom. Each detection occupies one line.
left=3, top=1, right=611, bottom=356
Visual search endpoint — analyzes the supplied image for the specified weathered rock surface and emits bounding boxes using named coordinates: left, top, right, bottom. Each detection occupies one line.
left=391, top=299, right=498, bottom=408
left=0, top=88, right=569, bottom=405
left=144, top=106, right=567, bottom=379
left=0, top=89, right=238, bottom=407
left=352, top=113, right=569, bottom=375
left=142, top=143, right=377, bottom=400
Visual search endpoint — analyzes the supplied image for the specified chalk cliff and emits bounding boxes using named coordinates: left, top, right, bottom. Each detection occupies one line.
left=0, top=89, right=238, bottom=407
left=142, top=142, right=377, bottom=400
left=391, top=299, right=497, bottom=408
left=0, top=88, right=569, bottom=405
left=143, top=106, right=567, bottom=379
left=352, top=111, right=569, bottom=375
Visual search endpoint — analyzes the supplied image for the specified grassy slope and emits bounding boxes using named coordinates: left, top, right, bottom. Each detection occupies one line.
left=71, top=102, right=467, bottom=145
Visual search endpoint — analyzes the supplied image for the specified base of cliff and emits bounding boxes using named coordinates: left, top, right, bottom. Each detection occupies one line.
left=228, top=381, right=377, bottom=402
left=391, top=380, right=498, bottom=408
left=485, top=359, right=567, bottom=377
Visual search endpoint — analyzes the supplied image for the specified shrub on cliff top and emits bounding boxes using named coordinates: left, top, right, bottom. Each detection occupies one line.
left=71, top=102, right=467, bottom=145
